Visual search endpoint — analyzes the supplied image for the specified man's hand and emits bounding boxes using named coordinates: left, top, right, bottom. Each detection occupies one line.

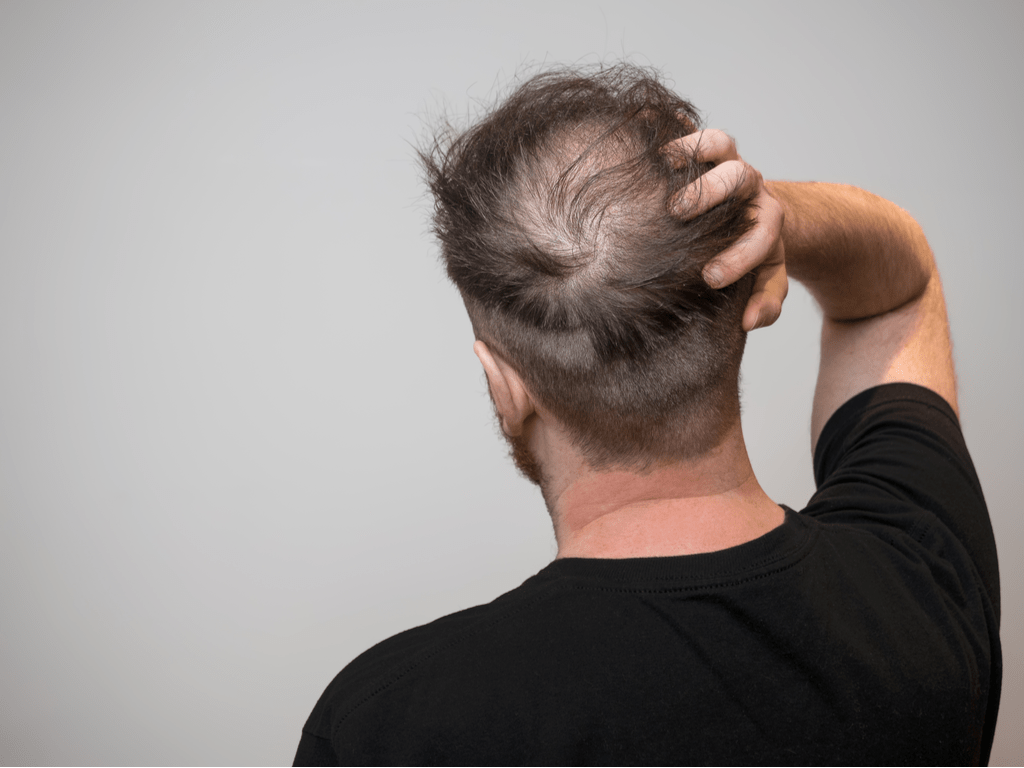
left=663, top=129, right=788, bottom=332
left=665, top=130, right=955, bottom=446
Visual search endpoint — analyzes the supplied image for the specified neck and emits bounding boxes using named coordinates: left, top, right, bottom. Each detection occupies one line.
left=547, top=421, right=784, bottom=559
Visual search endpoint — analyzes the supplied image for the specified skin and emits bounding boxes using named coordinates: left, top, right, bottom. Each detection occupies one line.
left=477, top=130, right=956, bottom=559
left=475, top=339, right=783, bottom=558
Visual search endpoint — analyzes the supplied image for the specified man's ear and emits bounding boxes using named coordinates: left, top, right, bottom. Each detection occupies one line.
left=473, top=340, right=535, bottom=437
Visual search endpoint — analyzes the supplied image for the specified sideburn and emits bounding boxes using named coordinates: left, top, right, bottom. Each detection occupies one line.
left=507, top=430, right=545, bottom=487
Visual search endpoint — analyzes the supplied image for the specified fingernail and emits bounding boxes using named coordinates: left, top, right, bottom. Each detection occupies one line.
left=704, top=267, right=722, bottom=288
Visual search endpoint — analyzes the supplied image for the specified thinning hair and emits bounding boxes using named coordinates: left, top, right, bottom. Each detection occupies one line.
left=421, top=64, right=756, bottom=471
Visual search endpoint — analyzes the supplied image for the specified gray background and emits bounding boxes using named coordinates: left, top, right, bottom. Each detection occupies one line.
left=1, top=1, right=1021, bottom=764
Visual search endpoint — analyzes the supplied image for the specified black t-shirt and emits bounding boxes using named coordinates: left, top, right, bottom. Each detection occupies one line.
left=295, top=384, right=1001, bottom=765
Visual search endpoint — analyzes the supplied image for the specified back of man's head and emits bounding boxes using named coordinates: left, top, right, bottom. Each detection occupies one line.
left=422, top=64, right=756, bottom=472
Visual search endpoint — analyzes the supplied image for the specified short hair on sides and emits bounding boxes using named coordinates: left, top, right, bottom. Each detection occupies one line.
left=420, top=63, right=756, bottom=472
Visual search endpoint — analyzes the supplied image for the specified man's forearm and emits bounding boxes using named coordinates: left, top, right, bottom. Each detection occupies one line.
left=767, top=181, right=935, bottom=321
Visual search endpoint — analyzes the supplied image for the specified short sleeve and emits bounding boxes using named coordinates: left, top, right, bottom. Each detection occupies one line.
left=811, top=382, right=999, bottom=623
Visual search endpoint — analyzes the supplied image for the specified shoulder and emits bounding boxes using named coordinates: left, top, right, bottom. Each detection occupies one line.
left=297, top=568, right=568, bottom=763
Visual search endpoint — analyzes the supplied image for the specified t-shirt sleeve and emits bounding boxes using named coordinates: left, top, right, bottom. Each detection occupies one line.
left=810, top=382, right=999, bottom=621
left=293, top=730, right=337, bottom=766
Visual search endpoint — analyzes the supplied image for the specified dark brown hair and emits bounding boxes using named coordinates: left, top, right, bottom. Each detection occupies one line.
left=421, top=64, right=755, bottom=470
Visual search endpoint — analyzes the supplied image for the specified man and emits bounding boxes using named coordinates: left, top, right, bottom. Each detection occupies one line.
left=295, top=65, right=1000, bottom=764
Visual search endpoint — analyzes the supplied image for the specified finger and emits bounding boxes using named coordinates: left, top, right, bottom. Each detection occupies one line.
left=661, top=128, right=737, bottom=169
left=742, top=259, right=789, bottom=331
left=702, top=193, right=784, bottom=287
left=670, top=160, right=760, bottom=220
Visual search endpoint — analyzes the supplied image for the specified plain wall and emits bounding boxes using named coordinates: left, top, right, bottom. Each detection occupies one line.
left=1, top=1, right=1020, bottom=764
